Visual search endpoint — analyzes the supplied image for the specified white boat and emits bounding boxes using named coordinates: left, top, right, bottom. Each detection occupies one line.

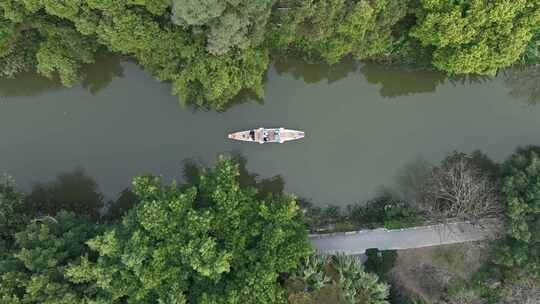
left=228, top=128, right=305, bottom=144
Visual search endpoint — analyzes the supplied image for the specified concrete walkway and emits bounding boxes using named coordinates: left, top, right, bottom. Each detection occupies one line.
left=310, top=219, right=501, bottom=255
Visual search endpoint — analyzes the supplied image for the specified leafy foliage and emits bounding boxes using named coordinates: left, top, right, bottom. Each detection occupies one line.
left=34, top=20, right=98, bottom=86
left=271, top=0, right=408, bottom=64
left=0, top=30, right=39, bottom=78
left=0, top=0, right=270, bottom=110
left=333, top=253, right=390, bottom=304
left=0, top=211, right=102, bottom=303
left=2, top=0, right=540, bottom=109
left=0, top=17, right=17, bottom=56
left=66, top=157, right=311, bottom=303
left=496, top=146, right=540, bottom=277
left=302, top=195, right=424, bottom=233
left=171, top=47, right=269, bottom=110
left=521, top=33, right=540, bottom=65
left=0, top=175, right=28, bottom=248
left=171, top=0, right=274, bottom=55
left=364, top=249, right=397, bottom=281
left=348, top=196, right=423, bottom=230
left=291, top=254, right=331, bottom=292
left=411, top=0, right=540, bottom=75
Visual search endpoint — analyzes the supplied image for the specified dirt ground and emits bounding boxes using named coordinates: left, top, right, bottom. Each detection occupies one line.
left=390, top=241, right=490, bottom=303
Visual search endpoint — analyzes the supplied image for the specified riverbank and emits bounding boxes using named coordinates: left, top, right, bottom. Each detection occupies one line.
left=2, top=1, right=539, bottom=110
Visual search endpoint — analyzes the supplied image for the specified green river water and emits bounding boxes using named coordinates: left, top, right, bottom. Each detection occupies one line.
left=1, top=56, right=539, bottom=205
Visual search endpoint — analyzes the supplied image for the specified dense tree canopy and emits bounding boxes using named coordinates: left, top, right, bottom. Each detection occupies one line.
left=0, top=158, right=401, bottom=303
left=0, top=8, right=38, bottom=78
left=271, top=0, right=407, bottom=64
left=0, top=17, right=17, bottom=56
left=66, top=157, right=311, bottom=303
left=412, top=0, right=540, bottom=75
left=171, top=0, right=274, bottom=55
left=1, top=0, right=540, bottom=108
left=496, top=146, right=540, bottom=277
left=0, top=211, right=102, bottom=303
left=0, top=0, right=269, bottom=110
left=0, top=176, right=28, bottom=248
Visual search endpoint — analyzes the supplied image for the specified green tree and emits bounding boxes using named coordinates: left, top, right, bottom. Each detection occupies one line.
left=0, top=0, right=270, bottom=110
left=271, top=0, right=407, bottom=64
left=34, top=20, right=98, bottom=86
left=66, top=157, right=311, bottom=303
left=411, top=0, right=540, bottom=75
left=171, top=0, right=274, bottom=55
left=333, top=253, right=390, bottom=304
left=496, top=146, right=540, bottom=277
left=0, top=17, right=17, bottom=56
left=0, top=12, right=38, bottom=78
left=0, top=211, right=102, bottom=303
left=291, top=254, right=331, bottom=292
left=90, top=4, right=269, bottom=110
left=0, top=30, right=39, bottom=78
left=364, top=249, right=397, bottom=281
left=171, top=47, right=269, bottom=110
left=171, top=0, right=227, bottom=26
left=0, top=175, right=28, bottom=249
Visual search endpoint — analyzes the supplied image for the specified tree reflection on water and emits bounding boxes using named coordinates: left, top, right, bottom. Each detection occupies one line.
left=28, top=167, right=104, bottom=219
left=183, top=152, right=285, bottom=200
left=0, top=54, right=124, bottom=98
left=273, top=55, right=359, bottom=84
left=504, top=65, right=540, bottom=106
left=361, top=62, right=446, bottom=98
left=81, top=54, right=124, bottom=95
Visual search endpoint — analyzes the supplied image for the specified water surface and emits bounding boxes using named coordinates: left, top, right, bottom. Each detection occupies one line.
left=1, top=57, right=539, bottom=205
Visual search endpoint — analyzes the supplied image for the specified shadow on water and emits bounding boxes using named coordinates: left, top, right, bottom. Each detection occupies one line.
left=0, top=72, right=63, bottom=98
left=383, top=150, right=500, bottom=204
left=390, top=157, right=432, bottom=202
left=0, top=54, right=124, bottom=98
left=81, top=54, right=124, bottom=95
left=503, top=65, right=540, bottom=106
left=28, top=167, right=105, bottom=219
left=298, top=156, right=432, bottom=210
left=183, top=152, right=285, bottom=199
left=446, top=74, right=492, bottom=86
left=25, top=154, right=287, bottom=222
left=221, top=88, right=265, bottom=112
left=106, top=188, right=139, bottom=222
left=361, top=63, right=447, bottom=98
left=273, top=56, right=359, bottom=84
left=223, top=56, right=357, bottom=110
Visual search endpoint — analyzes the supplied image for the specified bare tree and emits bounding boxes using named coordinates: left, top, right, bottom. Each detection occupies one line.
left=418, top=153, right=503, bottom=223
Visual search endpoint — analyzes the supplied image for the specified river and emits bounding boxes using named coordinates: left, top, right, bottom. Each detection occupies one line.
left=1, top=56, right=539, bottom=206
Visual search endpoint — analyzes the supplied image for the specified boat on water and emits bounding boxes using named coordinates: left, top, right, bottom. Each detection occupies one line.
left=228, top=128, right=305, bottom=144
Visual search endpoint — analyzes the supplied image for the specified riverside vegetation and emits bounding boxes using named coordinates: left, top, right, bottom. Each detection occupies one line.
left=1, top=145, right=540, bottom=303
left=0, top=157, right=392, bottom=303
left=1, top=0, right=540, bottom=110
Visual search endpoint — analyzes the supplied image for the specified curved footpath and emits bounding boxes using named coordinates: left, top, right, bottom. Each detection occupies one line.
left=309, top=219, right=501, bottom=255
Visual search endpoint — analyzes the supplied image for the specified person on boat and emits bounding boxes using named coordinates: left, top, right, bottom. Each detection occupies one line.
left=249, top=130, right=255, bottom=140
left=263, top=130, right=269, bottom=142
